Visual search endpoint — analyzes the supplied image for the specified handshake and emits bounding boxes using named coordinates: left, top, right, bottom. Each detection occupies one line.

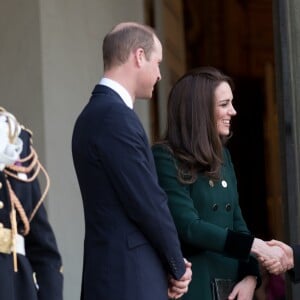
left=166, top=238, right=295, bottom=299
left=251, top=238, right=294, bottom=274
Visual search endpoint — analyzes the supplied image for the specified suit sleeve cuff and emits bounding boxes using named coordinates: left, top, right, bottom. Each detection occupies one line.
left=224, top=229, right=254, bottom=260
left=288, top=244, right=300, bottom=283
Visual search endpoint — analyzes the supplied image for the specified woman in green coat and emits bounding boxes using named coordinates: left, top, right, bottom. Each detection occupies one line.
left=152, top=67, right=262, bottom=300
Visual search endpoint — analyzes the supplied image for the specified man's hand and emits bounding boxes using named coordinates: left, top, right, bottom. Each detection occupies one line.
left=168, top=259, right=192, bottom=299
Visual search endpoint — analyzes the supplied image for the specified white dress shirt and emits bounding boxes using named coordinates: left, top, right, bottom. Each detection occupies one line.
left=99, top=78, right=133, bottom=109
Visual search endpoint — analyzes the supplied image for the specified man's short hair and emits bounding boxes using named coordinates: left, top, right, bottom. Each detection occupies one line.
left=103, top=23, right=156, bottom=70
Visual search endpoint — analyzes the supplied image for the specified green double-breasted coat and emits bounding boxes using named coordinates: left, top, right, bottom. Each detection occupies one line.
left=153, top=145, right=260, bottom=300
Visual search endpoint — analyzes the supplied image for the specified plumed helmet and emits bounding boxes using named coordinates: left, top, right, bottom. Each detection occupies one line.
left=0, top=107, right=23, bottom=170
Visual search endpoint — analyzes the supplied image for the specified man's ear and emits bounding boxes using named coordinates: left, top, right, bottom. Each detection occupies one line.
left=135, top=48, right=145, bottom=67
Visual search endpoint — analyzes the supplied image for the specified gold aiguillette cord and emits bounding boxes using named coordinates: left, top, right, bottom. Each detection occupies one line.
left=10, top=207, right=18, bottom=272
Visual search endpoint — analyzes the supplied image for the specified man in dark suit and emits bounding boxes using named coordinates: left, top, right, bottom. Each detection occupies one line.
left=0, top=108, right=63, bottom=300
left=72, top=22, right=192, bottom=300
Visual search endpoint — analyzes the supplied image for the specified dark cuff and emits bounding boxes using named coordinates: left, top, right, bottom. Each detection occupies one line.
left=224, top=229, right=254, bottom=260
left=238, top=255, right=262, bottom=289
left=36, top=266, right=63, bottom=300
left=166, top=256, right=186, bottom=280
left=288, top=244, right=300, bottom=283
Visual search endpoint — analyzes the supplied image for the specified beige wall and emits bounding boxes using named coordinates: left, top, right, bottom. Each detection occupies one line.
left=0, top=0, right=45, bottom=158
left=0, top=1, right=146, bottom=299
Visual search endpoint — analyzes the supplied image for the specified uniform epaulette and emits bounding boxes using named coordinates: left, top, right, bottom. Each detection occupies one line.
left=20, top=125, right=33, bottom=137
left=20, top=125, right=34, bottom=145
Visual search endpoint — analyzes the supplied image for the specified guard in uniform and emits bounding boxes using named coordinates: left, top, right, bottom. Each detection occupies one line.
left=0, top=108, right=63, bottom=300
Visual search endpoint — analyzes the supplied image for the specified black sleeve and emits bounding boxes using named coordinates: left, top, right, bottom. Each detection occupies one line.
left=224, top=229, right=254, bottom=260
left=288, top=244, right=300, bottom=283
left=238, top=255, right=262, bottom=288
left=25, top=177, right=63, bottom=300
left=98, top=107, right=185, bottom=280
left=19, top=130, right=63, bottom=300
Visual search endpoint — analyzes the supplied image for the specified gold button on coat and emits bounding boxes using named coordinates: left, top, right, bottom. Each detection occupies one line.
left=0, top=182, right=2, bottom=189
left=0, top=201, right=3, bottom=209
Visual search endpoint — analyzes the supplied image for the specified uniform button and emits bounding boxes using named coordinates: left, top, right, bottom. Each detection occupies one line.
left=226, top=203, right=231, bottom=211
left=212, top=204, right=218, bottom=211
left=0, top=201, right=4, bottom=209
left=0, top=182, right=2, bottom=189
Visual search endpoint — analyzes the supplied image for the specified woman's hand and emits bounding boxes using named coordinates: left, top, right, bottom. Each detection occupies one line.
left=228, top=276, right=256, bottom=300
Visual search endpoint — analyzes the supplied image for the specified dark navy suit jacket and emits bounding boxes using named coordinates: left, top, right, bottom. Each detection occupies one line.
left=290, top=245, right=300, bottom=283
left=72, top=85, right=185, bottom=300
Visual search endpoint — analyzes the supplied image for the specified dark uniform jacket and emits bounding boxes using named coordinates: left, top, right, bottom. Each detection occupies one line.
left=152, top=145, right=260, bottom=300
left=72, top=84, right=186, bottom=300
left=0, top=129, right=63, bottom=300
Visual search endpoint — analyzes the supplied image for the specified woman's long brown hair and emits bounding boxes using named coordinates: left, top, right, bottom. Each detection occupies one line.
left=157, top=66, right=234, bottom=184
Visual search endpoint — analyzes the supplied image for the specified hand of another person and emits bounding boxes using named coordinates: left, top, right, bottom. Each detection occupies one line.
left=168, top=259, right=192, bottom=299
left=261, top=240, right=294, bottom=274
left=228, top=276, right=256, bottom=300
left=252, top=238, right=287, bottom=268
